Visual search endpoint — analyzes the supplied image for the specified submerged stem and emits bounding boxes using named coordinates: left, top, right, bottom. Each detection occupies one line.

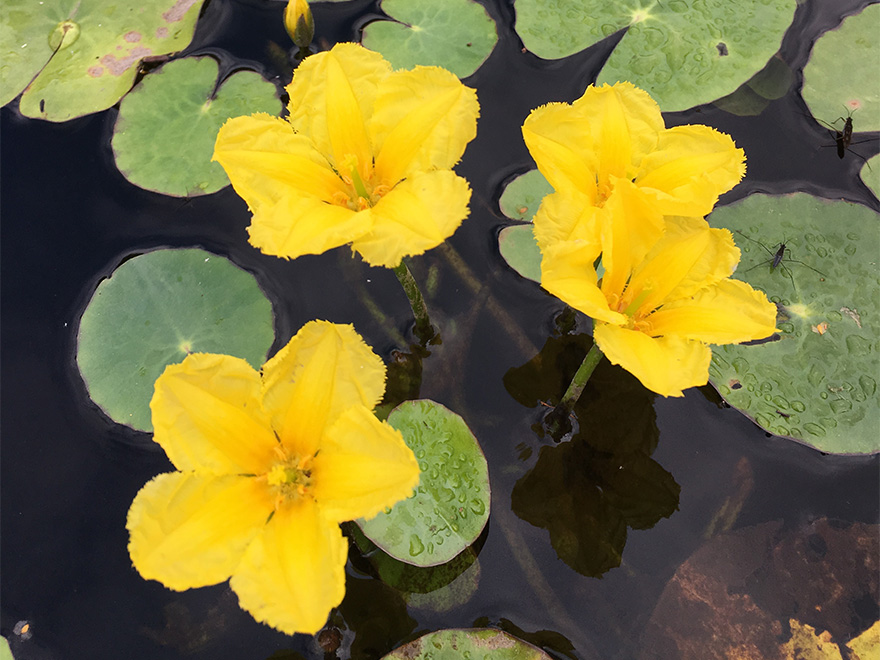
left=391, top=260, right=434, bottom=344
left=546, top=343, right=605, bottom=438
left=558, top=342, right=604, bottom=412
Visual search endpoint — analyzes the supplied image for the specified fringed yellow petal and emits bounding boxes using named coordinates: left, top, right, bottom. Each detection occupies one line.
left=126, top=472, right=273, bottom=590
left=647, top=279, right=778, bottom=344
left=594, top=323, right=711, bottom=397
left=372, top=66, right=479, bottom=184
left=636, top=124, right=746, bottom=216
left=351, top=170, right=470, bottom=268
left=261, top=321, right=386, bottom=457
left=532, top=190, right=602, bottom=252
left=598, top=178, right=665, bottom=301
left=312, top=406, right=420, bottom=522
left=213, top=114, right=346, bottom=210
left=521, top=102, right=599, bottom=201
left=541, top=242, right=625, bottom=325
left=629, top=217, right=740, bottom=314
left=230, top=498, right=347, bottom=636
left=246, top=192, right=368, bottom=260
left=150, top=354, right=278, bottom=474
left=571, top=82, right=665, bottom=178
left=286, top=43, right=390, bottom=171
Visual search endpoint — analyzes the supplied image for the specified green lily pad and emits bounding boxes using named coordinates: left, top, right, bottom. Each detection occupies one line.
left=362, top=0, right=497, bottom=79
left=514, top=0, right=796, bottom=111
left=497, top=169, right=552, bottom=283
left=2, top=0, right=206, bottom=122
left=499, top=169, right=552, bottom=222
left=861, top=154, right=880, bottom=199
left=707, top=193, right=880, bottom=454
left=382, top=629, right=552, bottom=660
left=0, top=636, right=11, bottom=660
left=357, top=400, right=490, bottom=567
left=111, top=57, right=281, bottom=197
left=76, top=249, right=275, bottom=432
left=499, top=225, right=542, bottom=283
left=802, top=4, right=880, bottom=133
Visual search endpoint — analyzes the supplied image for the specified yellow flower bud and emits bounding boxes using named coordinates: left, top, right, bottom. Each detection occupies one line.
left=284, top=0, right=314, bottom=48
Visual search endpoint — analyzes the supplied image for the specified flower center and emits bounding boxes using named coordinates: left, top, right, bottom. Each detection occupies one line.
left=332, top=154, right=390, bottom=211
left=266, top=453, right=314, bottom=506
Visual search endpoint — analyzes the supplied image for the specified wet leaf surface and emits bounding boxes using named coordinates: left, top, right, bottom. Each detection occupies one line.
left=357, top=400, right=490, bottom=567
left=3, top=0, right=206, bottom=121
left=708, top=193, right=880, bottom=454
left=802, top=4, right=879, bottom=133
left=514, top=0, right=796, bottom=111
left=382, top=628, right=552, bottom=660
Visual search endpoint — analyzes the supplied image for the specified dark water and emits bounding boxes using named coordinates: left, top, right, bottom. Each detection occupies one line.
left=2, top=0, right=878, bottom=658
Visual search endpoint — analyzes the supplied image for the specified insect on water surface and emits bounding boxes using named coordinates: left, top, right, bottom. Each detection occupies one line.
left=734, top=231, right=826, bottom=292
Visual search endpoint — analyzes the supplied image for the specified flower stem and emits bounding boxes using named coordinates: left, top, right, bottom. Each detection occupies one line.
left=558, top=342, right=604, bottom=412
left=391, top=260, right=434, bottom=343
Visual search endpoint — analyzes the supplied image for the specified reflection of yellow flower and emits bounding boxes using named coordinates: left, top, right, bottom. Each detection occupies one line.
left=284, top=0, right=314, bottom=48
left=126, top=321, right=420, bottom=635
left=522, top=81, right=746, bottom=267
left=213, top=43, right=479, bottom=268
left=541, top=216, right=777, bottom=397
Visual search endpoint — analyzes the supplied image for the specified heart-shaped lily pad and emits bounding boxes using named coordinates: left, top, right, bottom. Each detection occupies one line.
left=357, top=399, right=490, bottom=567
left=362, top=0, right=497, bottom=79
left=497, top=169, right=552, bottom=283
left=514, top=0, right=796, bottom=111
left=707, top=193, right=880, bottom=454
left=802, top=4, right=879, bottom=133
left=111, top=57, right=281, bottom=197
left=2, top=0, right=206, bottom=122
left=76, top=248, right=275, bottom=432
left=382, top=629, right=552, bottom=660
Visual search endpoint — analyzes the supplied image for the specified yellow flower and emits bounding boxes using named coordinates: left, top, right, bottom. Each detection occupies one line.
left=284, top=0, right=314, bottom=48
left=213, top=43, right=479, bottom=268
left=126, top=321, right=420, bottom=635
left=522, top=81, right=746, bottom=266
left=541, top=216, right=777, bottom=397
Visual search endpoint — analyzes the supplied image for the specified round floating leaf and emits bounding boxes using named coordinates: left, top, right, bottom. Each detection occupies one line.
left=499, top=225, right=541, bottom=283
left=497, top=169, right=552, bottom=282
left=861, top=154, right=880, bottom=199
left=707, top=193, right=880, bottom=454
left=382, top=629, right=552, bottom=660
left=362, top=0, right=497, bottom=79
left=7, top=0, right=205, bottom=121
left=499, top=169, right=553, bottom=222
left=76, top=249, right=275, bottom=432
left=112, top=57, right=281, bottom=197
left=514, top=0, right=796, bottom=111
left=0, top=637, right=11, bottom=660
left=357, top=400, right=490, bottom=567
left=802, top=4, right=880, bottom=132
